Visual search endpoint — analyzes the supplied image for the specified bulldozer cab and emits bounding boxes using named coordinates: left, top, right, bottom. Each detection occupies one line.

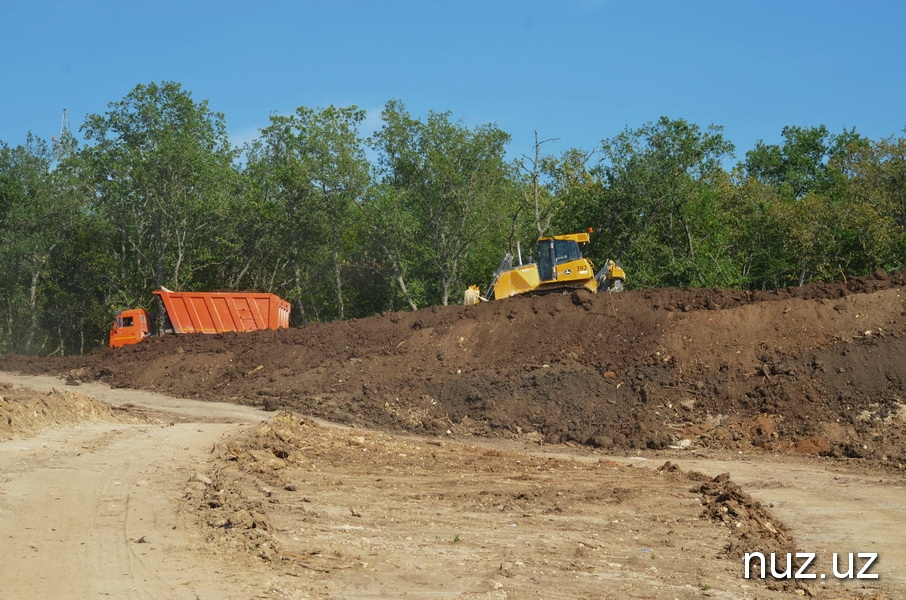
left=537, top=233, right=589, bottom=281
left=538, top=238, right=582, bottom=281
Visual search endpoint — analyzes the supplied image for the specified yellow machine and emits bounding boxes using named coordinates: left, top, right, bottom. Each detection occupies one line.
left=464, top=232, right=625, bottom=305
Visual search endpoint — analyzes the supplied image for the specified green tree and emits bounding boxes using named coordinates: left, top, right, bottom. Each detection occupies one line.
left=743, top=125, right=863, bottom=200
left=573, top=117, right=736, bottom=288
left=371, top=100, right=512, bottom=305
left=214, top=168, right=290, bottom=293
left=356, top=183, right=425, bottom=310
left=830, top=132, right=906, bottom=271
left=44, top=133, right=117, bottom=353
left=81, top=81, right=238, bottom=312
left=739, top=125, right=897, bottom=285
left=244, top=105, right=370, bottom=321
left=0, top=135, right=81, bottom=353
left=512, top=132, right=570, bottom=238
left=721, top=172, right=790, bottom=289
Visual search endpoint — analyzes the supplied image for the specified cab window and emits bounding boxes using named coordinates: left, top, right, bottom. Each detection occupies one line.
left=553, top=240, right=580, bottom=263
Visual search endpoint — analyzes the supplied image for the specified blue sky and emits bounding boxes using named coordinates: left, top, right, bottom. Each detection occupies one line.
left=2, top=0, right=904, bottom=165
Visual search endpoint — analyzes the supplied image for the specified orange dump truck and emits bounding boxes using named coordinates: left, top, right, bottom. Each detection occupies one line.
left=109, top=288, right=291, bottom=348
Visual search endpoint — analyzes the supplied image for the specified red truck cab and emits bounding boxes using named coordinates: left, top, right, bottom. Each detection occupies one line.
left=109, top=308, right=151, bottom=348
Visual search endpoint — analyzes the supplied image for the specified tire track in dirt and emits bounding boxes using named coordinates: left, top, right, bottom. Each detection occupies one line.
left=0, top=376, right=277, bottom=600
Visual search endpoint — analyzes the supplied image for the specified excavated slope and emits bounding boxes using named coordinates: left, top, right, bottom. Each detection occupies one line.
left=4, top=272, right=906, bottom=462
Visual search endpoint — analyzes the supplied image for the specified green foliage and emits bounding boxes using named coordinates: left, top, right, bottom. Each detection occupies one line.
left=244, top=105, right=370, bottom=322
left=370, top=100, right=513, bottom=306
left=0, top=135, right=83, bottom=354
left=356, top=182, right=432, bottom=311
left=742, top=125, right=866, bottom=200
left=1, top=83, right=904, bottom=354
left=833, top=133, right=906, bottom=269
left=563, top=117, right=738, bottom=288
left=81, top=81, right=238, bottom=303
left=737, top=129, right=904, bottom=287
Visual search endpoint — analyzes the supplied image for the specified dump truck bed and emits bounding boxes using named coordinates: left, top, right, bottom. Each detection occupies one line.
left=153, top=290, right=290, bottom=334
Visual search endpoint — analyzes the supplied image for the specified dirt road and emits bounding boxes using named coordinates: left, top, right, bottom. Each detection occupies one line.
left=625, top=452, right=905, bottom=596
left=0, top=373, right=898, bottom=599
left=0, top=374, right=275, bottom=599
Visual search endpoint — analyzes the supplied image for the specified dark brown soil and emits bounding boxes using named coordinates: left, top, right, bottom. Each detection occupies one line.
left=5, top=271, right=906, bottom=463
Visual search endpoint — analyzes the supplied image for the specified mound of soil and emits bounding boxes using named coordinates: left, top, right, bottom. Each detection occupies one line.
left=0, top=383, right=127, bottom=439
left=187, top=413, right=808, bottom=598
left=4, top=272, right=906, bottom=461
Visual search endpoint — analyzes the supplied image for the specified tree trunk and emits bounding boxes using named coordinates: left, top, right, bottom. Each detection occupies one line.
left=533, top=131, right=543, bottom=236
left=440, top=279, right=450, bottom=307
left=331, top=218, right=345, bottom=321
left=23, top=270, right=40, bottom=354
left=293, top=264, right=308, bottom=323
left=377, top=238, right=418, bottom=311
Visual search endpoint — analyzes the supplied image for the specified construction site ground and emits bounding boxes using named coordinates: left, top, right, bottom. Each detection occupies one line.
left=2, top=272, right=905, bottom=599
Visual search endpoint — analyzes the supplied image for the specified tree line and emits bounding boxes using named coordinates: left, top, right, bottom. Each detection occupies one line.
left=1, top=81, right=904, bottom=355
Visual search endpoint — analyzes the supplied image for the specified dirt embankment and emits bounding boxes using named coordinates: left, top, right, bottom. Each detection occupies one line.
left=185, top=412, right=816, bottom=599
left=0, top=382, right=134, bottom=439
left=0, top=370, right=900, bottom=598
left=4, top=271, right=906, bottom=464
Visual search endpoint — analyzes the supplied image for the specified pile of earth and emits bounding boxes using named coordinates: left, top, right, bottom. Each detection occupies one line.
left=4, top=271, right=906, bottom=463
left=0, top=382, right=137, bottom=439
left=184, top=413, right=810, bottom=598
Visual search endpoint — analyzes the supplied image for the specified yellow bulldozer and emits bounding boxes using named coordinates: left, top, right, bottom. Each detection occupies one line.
left=464, top=231, right=625, bottom=305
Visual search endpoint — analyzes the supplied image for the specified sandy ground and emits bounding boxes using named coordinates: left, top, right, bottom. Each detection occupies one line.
left=0, top=372, right=899, bottom=599
left=0, top=374, right=276, bottom=599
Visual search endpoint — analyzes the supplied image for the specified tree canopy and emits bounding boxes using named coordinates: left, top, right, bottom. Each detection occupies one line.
left=1, top=81, right=904, bottom=354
